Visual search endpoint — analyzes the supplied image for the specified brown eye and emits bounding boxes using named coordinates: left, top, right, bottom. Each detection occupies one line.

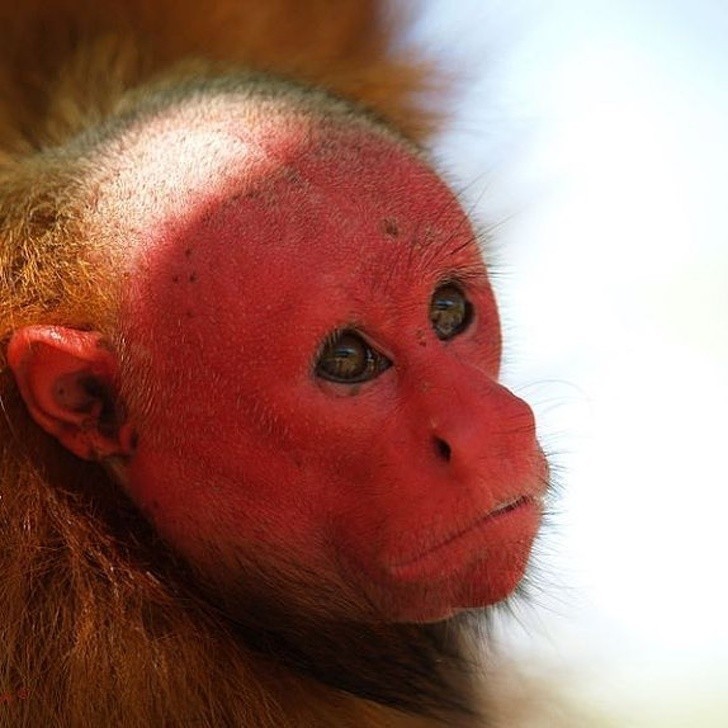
left=316, top=331, right=391, bottom=384
left=430, top=284, right=473, bottom=340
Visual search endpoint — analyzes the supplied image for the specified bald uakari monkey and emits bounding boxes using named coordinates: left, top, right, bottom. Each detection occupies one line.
left=0, top=1, right=548, bottom=726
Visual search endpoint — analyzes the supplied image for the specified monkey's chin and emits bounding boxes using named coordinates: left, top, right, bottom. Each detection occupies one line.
left=377, top=499, right=541, bottom=623
left=382, top=559, right=532, bottom=624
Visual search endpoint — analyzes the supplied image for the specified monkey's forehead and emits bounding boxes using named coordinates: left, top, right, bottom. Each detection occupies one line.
left=81, top=88, right=475, bottom=294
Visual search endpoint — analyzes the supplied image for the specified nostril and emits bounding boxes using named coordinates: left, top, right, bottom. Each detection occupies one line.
left=433, top=437, right=452, bottom=463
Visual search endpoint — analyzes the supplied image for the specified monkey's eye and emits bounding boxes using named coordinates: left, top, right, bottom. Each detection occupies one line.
left=430, top=284, right=473, bottom=340
left=316, top=331, right=391, bottom=384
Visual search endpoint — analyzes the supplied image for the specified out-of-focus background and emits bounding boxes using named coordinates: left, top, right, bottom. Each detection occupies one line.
left=411, top=1, right=728, bottom=725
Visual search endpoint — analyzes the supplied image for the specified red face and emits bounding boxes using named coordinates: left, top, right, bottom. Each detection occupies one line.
left=107, top=115, right=546, bottom=623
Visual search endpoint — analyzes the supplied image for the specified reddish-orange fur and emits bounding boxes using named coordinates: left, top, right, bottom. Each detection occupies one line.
left=0, top=2, right=462, bottom=726
left=0, top=0, right=439, bottom=158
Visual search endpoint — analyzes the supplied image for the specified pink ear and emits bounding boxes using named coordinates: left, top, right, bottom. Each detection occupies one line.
left=7, top=326, right=132, bottom=461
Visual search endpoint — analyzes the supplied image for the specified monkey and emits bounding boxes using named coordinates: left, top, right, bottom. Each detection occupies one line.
left=0, top=1, right=549, bottom=726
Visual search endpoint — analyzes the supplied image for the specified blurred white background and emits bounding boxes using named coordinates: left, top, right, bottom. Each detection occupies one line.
left=412, top=1, right=728, bottom=725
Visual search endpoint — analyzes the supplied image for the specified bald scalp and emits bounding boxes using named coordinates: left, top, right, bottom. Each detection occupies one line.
left=83, top=79, right=407, bottom=255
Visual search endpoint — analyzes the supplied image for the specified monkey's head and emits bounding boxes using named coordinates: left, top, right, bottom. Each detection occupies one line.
left=7, top=79, right=546, bottom=625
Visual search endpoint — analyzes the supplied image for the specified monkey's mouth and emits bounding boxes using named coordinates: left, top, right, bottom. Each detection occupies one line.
left=487, top=495, right=532, bottom=519
left=390, top=495, right=539, bottom=577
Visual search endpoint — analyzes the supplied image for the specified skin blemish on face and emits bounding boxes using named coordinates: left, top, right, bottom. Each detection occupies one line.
left=283, top=167, right=304, bottom=188
left=383, top=218, right=399, bottom=237
left=188, top=272, right=197, bottom=283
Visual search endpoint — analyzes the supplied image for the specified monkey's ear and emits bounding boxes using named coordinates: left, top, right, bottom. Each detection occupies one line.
left=7, top=326, right=132, bottom=461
